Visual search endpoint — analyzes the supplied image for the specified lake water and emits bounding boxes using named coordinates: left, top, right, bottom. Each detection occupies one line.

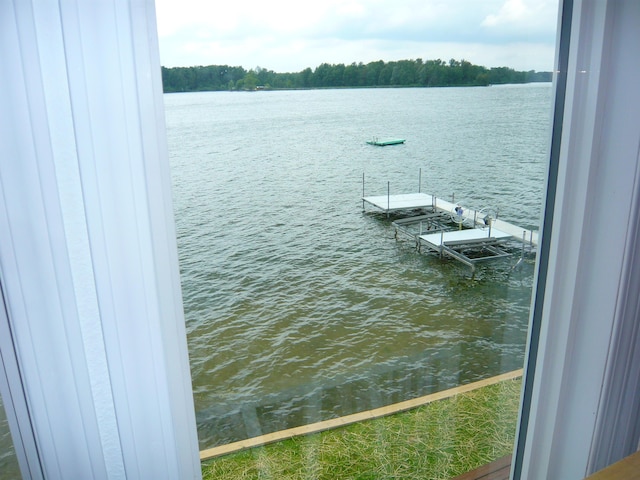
left=0, top=85, right=552, bottom=474
left=164, top=84, right=552, bottom=449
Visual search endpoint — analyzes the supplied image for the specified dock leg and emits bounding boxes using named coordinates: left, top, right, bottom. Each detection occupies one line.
left=362, top=172, right=365, bottom=211
left=387, top=181, right=390, bottom=219
left=530, top=230, right=534, bottom=253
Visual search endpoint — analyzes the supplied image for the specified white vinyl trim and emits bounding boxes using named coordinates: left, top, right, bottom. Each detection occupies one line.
left=517, top=1, right=640, bottom=478
left=0, top=1, right=200, bottom=478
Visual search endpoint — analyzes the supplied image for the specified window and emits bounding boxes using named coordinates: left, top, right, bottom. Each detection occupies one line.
left=1, top=1, right=639, bottom=479
left=162, top=5, right=556, bottom=478
left=167, top=84, right=550, bottom=467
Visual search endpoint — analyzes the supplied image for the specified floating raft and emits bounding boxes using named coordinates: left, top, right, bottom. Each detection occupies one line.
left=366, top=138, right=405, bottom=146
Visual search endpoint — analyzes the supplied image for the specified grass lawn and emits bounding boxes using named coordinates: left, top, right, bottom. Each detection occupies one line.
left=201, top=376, right=521, bottom=479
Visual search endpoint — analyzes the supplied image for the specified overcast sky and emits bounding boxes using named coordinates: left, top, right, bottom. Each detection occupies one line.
left=155, top=0, right=559, bottom=73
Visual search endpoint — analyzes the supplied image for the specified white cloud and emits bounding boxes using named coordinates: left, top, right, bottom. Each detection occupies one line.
left=155, top=0, right=559, bottom=72
left=481, top=0, right=557, bottom=37
left=483, top=0, right=529, bottom=26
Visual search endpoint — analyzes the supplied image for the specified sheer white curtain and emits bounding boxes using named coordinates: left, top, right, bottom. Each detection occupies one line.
left=0, top=1, right=199, bottom=478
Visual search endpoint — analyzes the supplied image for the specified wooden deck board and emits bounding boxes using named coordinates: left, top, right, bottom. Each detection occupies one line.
left=451, top=454, right=512, bottom=480
left=450, top=443, right=640, bottom=480
left=586, top=450, right=640, bottom=479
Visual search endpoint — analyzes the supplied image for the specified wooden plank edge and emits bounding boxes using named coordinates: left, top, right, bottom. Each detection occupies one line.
left=199, top=369, right=523, bottom=461
left=451, top=454, right=512, bottom=480
left=585, top=449, right=640, bottom=479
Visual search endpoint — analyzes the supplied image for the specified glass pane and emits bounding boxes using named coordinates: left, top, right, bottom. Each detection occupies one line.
left=0, top=394, right=20, bottom=480
left=160, top=3, right=558, bottom=477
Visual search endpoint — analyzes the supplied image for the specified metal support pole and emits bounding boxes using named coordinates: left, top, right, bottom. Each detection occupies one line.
left=530, top=230, right=534, bottom=251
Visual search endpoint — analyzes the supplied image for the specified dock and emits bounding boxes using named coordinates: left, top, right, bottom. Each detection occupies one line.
left=362, top=190, right=538, bottom=272
left=417, top=227, right=514, bottom=270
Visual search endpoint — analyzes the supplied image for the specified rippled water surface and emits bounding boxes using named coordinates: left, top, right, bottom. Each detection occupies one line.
left=165, top=84, right=551, bottom=449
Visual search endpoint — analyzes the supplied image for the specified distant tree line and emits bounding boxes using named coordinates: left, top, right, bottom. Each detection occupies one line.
left=161, top=58, right=552, bottom=93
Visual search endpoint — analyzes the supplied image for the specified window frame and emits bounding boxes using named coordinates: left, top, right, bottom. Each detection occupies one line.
left=1, top=0, right=640, bottom=479
left=514, top=0, right=640, bottom=477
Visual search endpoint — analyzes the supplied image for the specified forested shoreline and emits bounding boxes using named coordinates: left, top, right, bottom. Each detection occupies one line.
left=161, top=58, right=551, bottom=93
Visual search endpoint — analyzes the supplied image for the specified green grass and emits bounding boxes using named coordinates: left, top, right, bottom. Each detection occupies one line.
left=202, top=377, right=521, bottom=480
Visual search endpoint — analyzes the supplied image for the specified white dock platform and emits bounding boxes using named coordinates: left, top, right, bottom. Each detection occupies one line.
left=362, top=193, right=433, bottom=212
left=419, top=227, right=513, bottom=249
left=418, top=227, right=515, bottom=271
